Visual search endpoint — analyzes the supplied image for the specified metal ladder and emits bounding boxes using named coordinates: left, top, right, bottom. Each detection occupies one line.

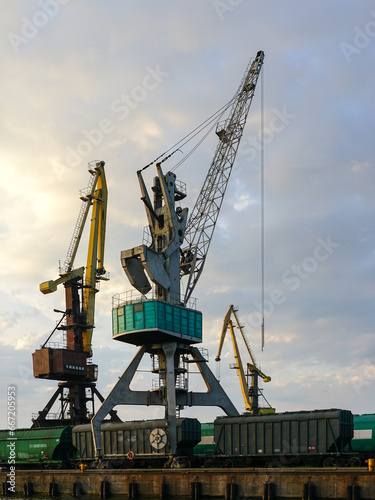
left=62, top=170, right=97, bottom=273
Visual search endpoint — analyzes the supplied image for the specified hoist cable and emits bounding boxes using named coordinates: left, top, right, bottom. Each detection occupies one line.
left=260, top=61, right=265, bottom=352
left=170, top=118, right=218, bottom=173
left=139, top=91, right=239, bottom=173
left=170, top=96, right=232, bottom=172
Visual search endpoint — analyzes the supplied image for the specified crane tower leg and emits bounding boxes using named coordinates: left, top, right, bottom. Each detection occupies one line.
left=91, top=346, right=147, bottom=457
left=163, top=342, right=177, bottom=454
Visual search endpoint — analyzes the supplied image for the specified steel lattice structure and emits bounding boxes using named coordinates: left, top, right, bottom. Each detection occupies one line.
left=181, top=51, right=264, bottom=306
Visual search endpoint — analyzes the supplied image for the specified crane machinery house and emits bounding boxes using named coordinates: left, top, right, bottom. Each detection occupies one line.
left=112, top=166, right=202, bottom=346
left=112, top=298, right=203, bottom=345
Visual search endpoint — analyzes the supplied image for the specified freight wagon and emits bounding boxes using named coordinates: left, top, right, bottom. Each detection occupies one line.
left=73, top=418, right=201, bottom=468
left=211, top=409, right=359, bottom=467
left=347, top=414, right=375, bottom=459
left=1, top=410, right=369, bottom=469
left=0, top=427, right=76, bottom=468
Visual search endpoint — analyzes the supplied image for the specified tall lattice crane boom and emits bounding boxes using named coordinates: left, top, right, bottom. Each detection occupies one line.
left=181, top=51, right=264, bottom=305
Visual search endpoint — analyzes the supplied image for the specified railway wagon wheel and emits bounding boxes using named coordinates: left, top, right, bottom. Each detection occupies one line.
left=222, top=459, right=233, bottom=468
left=348, top=457, right=361, bottom=467
left=280, top=456, right=294, bottom=466
left=323, top=457, right=336, bottom=467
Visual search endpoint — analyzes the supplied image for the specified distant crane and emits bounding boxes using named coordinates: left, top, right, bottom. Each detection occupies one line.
left=216, top=305, right=274, bottom=414
left=32, top=161, right=120, bottom=427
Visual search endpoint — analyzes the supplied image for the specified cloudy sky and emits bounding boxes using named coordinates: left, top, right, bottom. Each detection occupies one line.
left=1, top=1, right=374, bottom=429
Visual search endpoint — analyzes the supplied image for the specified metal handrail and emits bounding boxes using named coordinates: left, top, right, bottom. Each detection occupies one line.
left=112, top=287, right=198, bottom=310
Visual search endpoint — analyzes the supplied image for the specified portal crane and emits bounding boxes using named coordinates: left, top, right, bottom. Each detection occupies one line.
left=216, top=305, right=273, bottom=415
left=32, top=161, right=119, bottom=427
left=91, top=51, right=264, bottom=458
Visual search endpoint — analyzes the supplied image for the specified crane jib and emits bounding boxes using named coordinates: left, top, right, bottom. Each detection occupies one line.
left=181, top=51, right=264, bottom=306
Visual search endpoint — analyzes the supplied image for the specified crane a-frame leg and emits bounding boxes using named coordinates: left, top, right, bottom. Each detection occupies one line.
left=91, top=342, right=238, bottom=458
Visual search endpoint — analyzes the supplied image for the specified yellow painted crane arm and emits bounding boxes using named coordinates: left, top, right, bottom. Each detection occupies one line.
left=215, top=304, right=235, bottom=362
left=39, top=161, right=108, bottom=357
left=215, top=306, right=252, bottom=411
left=230, top=306, right=257, bottom=366
left=39, top=267, right=85, bottom=294
left=65, top=162, right=105, bottom=273
left=215, top=305, right=273, bottom=414
left=82, top=161, right=108, bottom=355
left=247, top=363, right=271, bottom=383
left=228, top=320, right=252, bottom=412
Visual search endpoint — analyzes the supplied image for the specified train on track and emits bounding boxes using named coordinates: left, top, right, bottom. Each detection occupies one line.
left=1, top=410, right=374, bottom=469
left=195, top=409, right=360, bottom=467
left=0, top=427, right=76, bottom=469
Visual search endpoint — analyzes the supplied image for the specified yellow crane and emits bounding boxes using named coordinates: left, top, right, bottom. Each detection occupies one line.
left=216, top=305, right=274, bottom=415
left=39, top=160, right=108, bottom=355
left=32, top=161, right=119, bottom=427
